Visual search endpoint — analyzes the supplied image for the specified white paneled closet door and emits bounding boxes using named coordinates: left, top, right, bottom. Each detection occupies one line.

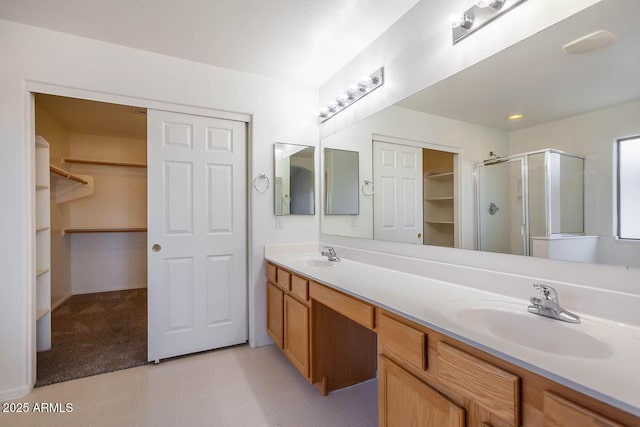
left=373, top=140, right=423, bottom=244
left=147, top=110, right=247, bottom=362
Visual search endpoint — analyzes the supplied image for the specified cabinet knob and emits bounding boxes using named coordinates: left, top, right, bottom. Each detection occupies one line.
left=417, top=233, right=422, bottom=239
left=152, top=244, right=161, bottom=252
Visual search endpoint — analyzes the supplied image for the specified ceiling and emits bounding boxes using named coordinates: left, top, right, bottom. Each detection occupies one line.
left=397, top=0, right=640, bottom=131
left=36, top=94, right=147, bottom=139
left=0, top=0, right=419, bottom=86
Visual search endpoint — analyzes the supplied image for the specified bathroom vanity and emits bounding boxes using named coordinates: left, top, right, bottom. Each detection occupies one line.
left=265, top=251, right=640, bottom=426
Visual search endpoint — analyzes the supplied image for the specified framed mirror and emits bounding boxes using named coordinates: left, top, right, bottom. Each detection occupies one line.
left=320, top=0, right=640, bottom=268
left=324, top=148, right=359, bottom=215
left=274, top=143, right=315, bottom=216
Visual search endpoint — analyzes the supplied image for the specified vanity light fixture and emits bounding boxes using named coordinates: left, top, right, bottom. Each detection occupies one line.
left=475, top=0, right=505, bottom=9
left=316, top=67, right=384, bottom=122
left=452, top=0, right=527, bottom=44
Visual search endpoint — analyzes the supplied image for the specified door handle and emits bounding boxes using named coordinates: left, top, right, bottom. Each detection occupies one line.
left=152, top=244, right=162, bottom=252
left=417, top=233, right=422, bottom=239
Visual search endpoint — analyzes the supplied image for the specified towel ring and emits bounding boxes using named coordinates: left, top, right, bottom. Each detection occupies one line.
left=253, top=174, right=270, bottom=193
left=362, top=180, right=374, bottom=196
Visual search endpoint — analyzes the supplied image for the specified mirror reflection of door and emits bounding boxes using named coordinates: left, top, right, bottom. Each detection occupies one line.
left=274, top=143, right=315, bottom=216
left=373, top=140, right=423, bottom=244
left=324, top=148, right=359, bottom=215
left=372, top=140, right=458, bottom=246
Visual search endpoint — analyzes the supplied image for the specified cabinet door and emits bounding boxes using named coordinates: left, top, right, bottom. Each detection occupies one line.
left=543, top=392, right=623, bottom=427
left=283, top=294, right=309, bottom=378
left=267, top=282, right=284, bottom=349
left=379, top=356, right=464, bottom=427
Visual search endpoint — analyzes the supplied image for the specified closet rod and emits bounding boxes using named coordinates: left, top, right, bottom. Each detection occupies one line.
left=63, top=227, right=147, bottom=235
left=50, top=165, right=89, bottom=185
left=62, top=158, right=147, bottom=168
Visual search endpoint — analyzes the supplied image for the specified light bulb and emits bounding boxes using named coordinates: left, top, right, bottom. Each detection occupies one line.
left=451, top=13, right=473, bottom=29
left=475, top=0, right=504, bottom=9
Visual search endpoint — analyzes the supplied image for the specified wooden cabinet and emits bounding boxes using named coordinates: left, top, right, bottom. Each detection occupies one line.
left=267, top=265, right=311, bottom=381
left=379, top=313, right=427, bottom=371
left=543, top=392, right=623, bottom=427
left=266, top=262, right=640, bottom=426
left=309, top=281, right=375, bottom=330
left=283, top=294, right=309, bottom=378
left=437, top=342, right=520, bottom=426
left=379, top=312, right=520, bottom=427
left=380, top=355, right=465, bottom=427
left=266, top=282, right=284, bottom=349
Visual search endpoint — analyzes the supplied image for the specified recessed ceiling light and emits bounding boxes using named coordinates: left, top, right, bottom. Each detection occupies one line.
left=508, top=114, right=523, bottom=120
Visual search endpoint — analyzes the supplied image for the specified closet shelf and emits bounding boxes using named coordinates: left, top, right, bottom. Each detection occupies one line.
left=36, top=308, right=49, bottom=321
left=36, top=268, right=50, bottom=277
left=425, top=172, right=454, bottom=179
left=425, top=196, right=454, bottom=201
left=62, top=158, right=147, bottom=168
left=62, top=227, right=147, bottom=235
left=50, top=165, right=89, bottom=185
left=424, top=220, right=454, bottom=225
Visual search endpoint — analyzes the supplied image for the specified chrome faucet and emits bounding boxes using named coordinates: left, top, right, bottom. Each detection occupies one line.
left=321, top=246, right=340, bottom=262
left=528, top=284, right=580, bottom=323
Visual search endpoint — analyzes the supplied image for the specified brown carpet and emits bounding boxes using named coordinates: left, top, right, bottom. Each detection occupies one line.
left=36, top=289, right=148, bottom=387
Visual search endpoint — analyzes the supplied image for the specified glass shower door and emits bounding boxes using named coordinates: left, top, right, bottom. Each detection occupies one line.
left=477, top=158, right=527, bottom=256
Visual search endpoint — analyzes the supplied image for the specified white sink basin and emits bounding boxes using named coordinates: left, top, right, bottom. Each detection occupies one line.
left=303, top=259, right=336, bottom=268
left=453, top=301, right=613, bottom=359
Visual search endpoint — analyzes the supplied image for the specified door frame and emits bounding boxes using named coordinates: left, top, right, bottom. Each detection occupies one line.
left=23, top=81, right=253, bottom=388
left=372, top=134, right=463, bottom=248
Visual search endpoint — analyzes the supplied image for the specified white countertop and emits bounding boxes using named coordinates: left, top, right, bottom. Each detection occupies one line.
left=265, top=251, right=640, bottom=418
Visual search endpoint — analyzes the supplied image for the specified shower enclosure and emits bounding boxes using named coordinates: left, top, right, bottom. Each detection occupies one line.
left=476, top=149, right=584, bottom=256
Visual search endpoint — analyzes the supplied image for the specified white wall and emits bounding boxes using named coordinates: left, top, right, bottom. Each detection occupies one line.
left=319, top=0, right=601, bottom=138
left=0, top=19, right=318, bottom=399
left=34, top=105, right=72, bottom=309
left=321, top=105, right=509, bottom=243
left=509, top=100, right=640, bottom=266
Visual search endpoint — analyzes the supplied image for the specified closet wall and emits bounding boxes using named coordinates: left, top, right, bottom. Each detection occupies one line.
left=35, top=96, right=147, bottom=303
left=67, top=133, right=147, bottom=294
left=34, top=105, right=72, bottom=308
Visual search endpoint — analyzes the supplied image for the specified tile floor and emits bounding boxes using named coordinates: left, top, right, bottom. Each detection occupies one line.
left=0, top=344, right=378, bottom=427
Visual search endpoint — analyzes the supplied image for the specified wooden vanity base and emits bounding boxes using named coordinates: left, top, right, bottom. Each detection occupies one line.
left=312, top=301, right=377, bottom=394
left=266, top=262, right=640, bottom=426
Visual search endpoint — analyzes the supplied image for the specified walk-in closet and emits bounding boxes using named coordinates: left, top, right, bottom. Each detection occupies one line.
left=33, top=94, right=148, bottom=385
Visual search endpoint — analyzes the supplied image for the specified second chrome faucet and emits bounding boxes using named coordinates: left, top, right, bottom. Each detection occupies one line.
left=528, top=284, right=580, bottom=323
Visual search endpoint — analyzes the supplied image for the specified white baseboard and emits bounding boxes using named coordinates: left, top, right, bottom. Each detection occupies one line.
left=0, top=384, right=32, bottom=402
left=71, top=284, right=147, bottom=295
left=51, top=292, right=72, bottom=311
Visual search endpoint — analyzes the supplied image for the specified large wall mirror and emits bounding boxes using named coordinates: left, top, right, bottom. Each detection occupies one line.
left=274, top=143, right=315, bottom=215
left=321, top=0, right=640, bottom=268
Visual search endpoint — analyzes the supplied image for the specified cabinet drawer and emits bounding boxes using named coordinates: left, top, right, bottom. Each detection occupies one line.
left=543, top=392, right=623, bottom=427
left=291, top=274, right=309, bottom=301
left=437, top=342, right=520, bottom=426
left=276, top=268, right=291, bottom=291
left=267, top=263, right=277, bottom=284
left=309, top=281, right=375, bottom=329
left=379, top=314, right=427, bottom=371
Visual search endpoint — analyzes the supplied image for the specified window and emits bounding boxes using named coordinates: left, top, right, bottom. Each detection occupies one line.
left=617, top=136, right=640, bottom=239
